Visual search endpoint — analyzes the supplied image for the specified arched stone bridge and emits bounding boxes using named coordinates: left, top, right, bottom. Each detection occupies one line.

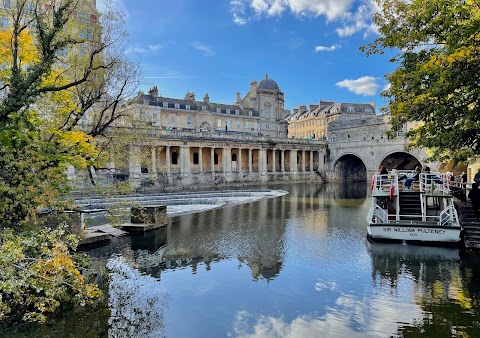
left=326, top=137, right=439, bottom=182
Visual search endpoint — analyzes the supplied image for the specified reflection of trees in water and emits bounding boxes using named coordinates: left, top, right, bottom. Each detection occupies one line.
left=107, top=258, right=168, bottom=338
left=367, top=242, right=480, bottom=336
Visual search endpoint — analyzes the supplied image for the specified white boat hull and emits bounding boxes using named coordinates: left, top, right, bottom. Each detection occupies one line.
left=367, top=224, right=461, bottom=243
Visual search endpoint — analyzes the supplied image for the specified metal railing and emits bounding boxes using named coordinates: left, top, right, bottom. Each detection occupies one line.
left=367, top=204, right=388, bottom=224
left=439, top=205, right=460, bottom=227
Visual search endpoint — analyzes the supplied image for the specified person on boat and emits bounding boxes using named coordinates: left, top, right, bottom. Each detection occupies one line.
left=474, top=168, right=480, bottom=185
left=404, top=166, right=421, bottom=190
left=468, top=183, right=480, bottom=222
left=379, top=166, right=388, bottom=175
left=461, top=172, right=468, bottom=202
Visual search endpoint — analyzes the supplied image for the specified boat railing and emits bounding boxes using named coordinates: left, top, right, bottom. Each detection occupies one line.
left=372, top=173, right=398, bottom=196
left=368, top=204, right=389, bottom=224
left=419, top=173, right=449, bottom=194
left=439, top=205, right=460, bottom=227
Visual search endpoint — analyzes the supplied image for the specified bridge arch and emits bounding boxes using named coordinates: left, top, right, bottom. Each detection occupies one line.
left=376, top=151, right=422, bottom=171
left=331, top=153, right=368, bottom=182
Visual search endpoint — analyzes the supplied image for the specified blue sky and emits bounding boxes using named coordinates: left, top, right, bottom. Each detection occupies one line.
left=116, top=0, right=397, bottom=112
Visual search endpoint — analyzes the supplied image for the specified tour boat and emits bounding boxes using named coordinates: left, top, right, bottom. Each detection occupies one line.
left=366, top=171, right=462, bottom=244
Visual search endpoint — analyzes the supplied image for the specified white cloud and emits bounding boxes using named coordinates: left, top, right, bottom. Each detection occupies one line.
left=125, top=44, right=163, bottom=54
left=315, top=44, right=339, bottom=52
left=192, top=41, right=215, bottom=56
left=230, top=0, right=250, bottom=25
left=247, top=0, right=356, bottom=21
left=383, top=83, right=391, bottom=92
left=230, top=0, right=379, bottom=37
left=335, top=0, right=379, bottom=37
left=336, top=76, right=380, bottom=96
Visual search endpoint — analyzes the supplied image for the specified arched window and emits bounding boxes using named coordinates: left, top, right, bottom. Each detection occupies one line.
left=232, top=153, right=237, bottom=161
left=214, top=153, right=219, bottom=165
left=193, top=152, right=199, bottom=165
left=172, top=152, right=178, bottom=165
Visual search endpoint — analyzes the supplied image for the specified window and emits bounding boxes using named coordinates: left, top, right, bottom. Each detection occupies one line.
left=346, top=106, right=355, bottom=112
left=232, top=154, right=237, bottom=161
left=187, top=116, right=192, bottom=125
left=77, top=11, right=90, bottom=23
left=365, top=108, right=373, bottom=113
left=174, top=103, right=180, bottom=109
left=265, top=124, right=269, bottom=129
left=216, top=108, right=221, bottom=113
left=236, top=121, right=240, bottom=128
left=226, top=109, right=230, bottom=114
left=248, top=111, right=253, bottom=116
left=163, top=102, right=168, bottom=108
left=217, top=119, right=222, bottom=128
left=25, top=2, right=34, bottom=13
left=79, top=29, right=93, bottom=40
left=0, top=15, right=8, bottom=27
left=79, top=44, right=85, bottom=56
left=214, top=153, right=219, bottom=165
left=202, top=106, right=206, bottom=110
left=245, top=121, right=249, bottom=129
left=186, top=104, right=190, bottom=110
left=235, top=110, right=239, bottom=115
left=171, top=152, right=178, bottom=165
left=226, top=120, right=231, bottom=129
left=56, top=47, right=68, bottom=57
left=253, top=122, right=257, bottom=129
left=193, top=152, right=199, bottom=165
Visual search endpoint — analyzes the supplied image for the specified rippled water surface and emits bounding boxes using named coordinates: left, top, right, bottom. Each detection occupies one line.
left=3, top=183, right=480, bottom=337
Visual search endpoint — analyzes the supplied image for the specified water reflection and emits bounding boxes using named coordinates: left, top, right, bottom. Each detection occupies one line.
left=2, top=183, right=480, bottom=337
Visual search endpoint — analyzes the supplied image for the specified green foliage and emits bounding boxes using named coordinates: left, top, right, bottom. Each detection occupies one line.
left=0, top=225, right=102, bottom=323
left=362, top=0, right=480, bottom=163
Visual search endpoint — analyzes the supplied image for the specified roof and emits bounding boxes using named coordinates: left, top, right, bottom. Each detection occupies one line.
left=257, top=74, right=279, bottom=90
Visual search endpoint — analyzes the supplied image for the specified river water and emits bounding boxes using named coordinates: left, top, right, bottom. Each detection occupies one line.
left=2, top=183, right=480, bottom=337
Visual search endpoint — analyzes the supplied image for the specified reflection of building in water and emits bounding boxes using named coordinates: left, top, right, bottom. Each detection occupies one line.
left=114, top=195, right=290, bottom=281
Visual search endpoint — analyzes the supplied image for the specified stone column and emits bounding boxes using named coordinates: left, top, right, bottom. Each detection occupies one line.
left=248, top=148, right=252, bottom=173
left=290, top=150, right=298, bottom=173
left=281, top=150, right=285, bottom=172
left=318, top=150, right=323, bottom=170
left=302, top=150, right=306, bottom=172
left=180, top=146, right=191, bottom=175
left=211, top=148, right=215, bottom=173
left=260, top=149, right=267, bottom=173
left=151, top=146, right=157, bottom=175
left=238, top=148, right=242, bottom=173
left=310, top=151, right=314, bottom=172
left=223, top=148, right=231, bottom=173
left=199, top=147, right=203, bottom=173
left=166, top=146, right=171, bottom=173
left=272, top=150, right=276, bottom=172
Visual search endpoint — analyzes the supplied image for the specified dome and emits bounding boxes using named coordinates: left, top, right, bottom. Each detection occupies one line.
left=257, top=74, right=279, bottom=90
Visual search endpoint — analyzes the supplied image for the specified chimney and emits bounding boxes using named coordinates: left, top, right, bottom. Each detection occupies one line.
left=148, top=86, right=158, bottom=97
left=184, top=91, right=195, bottom=101
left=203, top=93, right=210, bottom=103
left=250, top=80, right=257, bottom=94
left=236, top=92, right=241, bottom=103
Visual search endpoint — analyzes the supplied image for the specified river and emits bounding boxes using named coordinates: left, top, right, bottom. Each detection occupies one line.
left=2, top=182, right=480, bottom=337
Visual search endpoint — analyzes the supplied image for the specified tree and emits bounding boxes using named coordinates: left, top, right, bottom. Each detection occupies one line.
left=0, top=0, right=139, bottom=228
left=362, top=0, right=480, bottom=163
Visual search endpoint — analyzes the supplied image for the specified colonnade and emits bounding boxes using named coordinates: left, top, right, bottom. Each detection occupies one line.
left=128, top=143, right=326, bottom=179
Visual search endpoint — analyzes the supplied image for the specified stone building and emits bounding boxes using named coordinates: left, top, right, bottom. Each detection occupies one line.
left=125, top=74, right=288, bottom=139
left=286, top=101, right=376, bottom=140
